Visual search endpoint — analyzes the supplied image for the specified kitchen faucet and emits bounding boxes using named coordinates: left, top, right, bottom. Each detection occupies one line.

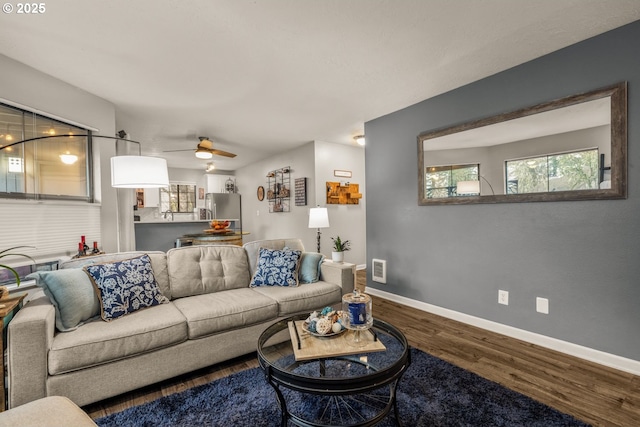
left=163, top=210, right=174, bottom=221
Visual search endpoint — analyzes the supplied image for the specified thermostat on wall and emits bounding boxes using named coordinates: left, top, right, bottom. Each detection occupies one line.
left=371, top=259, right=387, bottom=284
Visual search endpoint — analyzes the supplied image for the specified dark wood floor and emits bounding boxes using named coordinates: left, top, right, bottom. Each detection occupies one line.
left=85, top=271, right=640, bottom=426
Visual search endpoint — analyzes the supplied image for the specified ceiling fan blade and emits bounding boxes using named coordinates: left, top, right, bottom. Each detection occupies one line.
left=210, top=148, right=237, bottom=158
left=162, top=136, right=236, bottom=158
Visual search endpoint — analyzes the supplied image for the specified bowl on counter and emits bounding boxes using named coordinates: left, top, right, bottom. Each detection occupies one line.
left=210, top=220, right=230, bottom=230
left=206, top=220, right=233, bottom=234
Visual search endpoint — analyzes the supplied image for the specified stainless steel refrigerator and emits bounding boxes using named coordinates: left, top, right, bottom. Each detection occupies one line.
left=205, top=193, right=242, bottom=230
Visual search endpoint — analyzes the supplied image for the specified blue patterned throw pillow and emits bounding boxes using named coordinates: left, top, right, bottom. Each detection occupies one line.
left=250, top=247, right=302, bottom=287
left=84, top=254, right=169, bottom=321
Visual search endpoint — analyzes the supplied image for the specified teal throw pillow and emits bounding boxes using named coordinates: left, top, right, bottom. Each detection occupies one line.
left=84, top=254, right=169, bottom=321
left=299, top=252, right=325, bottom=284
left=250, top=247, right=301, bottom=287
left=27, top=269, right=100, bottom=332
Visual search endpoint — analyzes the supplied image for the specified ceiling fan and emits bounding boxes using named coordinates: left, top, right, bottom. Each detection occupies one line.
left=163, top=137, right=236, bottom=159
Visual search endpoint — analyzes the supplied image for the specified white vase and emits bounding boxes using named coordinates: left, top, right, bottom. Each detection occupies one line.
left=332, top=251, right=344, bottom=263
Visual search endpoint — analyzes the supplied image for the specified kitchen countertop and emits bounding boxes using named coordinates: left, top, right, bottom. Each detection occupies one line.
left=135, top=219, right=213, bottom=224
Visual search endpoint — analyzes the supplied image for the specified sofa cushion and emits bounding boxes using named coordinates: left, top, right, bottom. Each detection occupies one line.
left=61, top=251, right=171, bottom=300
left=167, top=245, right=251, bottom=298
left=250, top=247, right=302, bottom=287
left=26, top=269, right=100, bottom=332
left=299, top=252, right=325, bottom=284
left=243, top=239, right=305, bottom=277
left=84, top=254, right=169, bottom=321
left=172, top=288, right=278, bottom=339
left=48, top=302, right=187, bottom=375
left=252, top=281, right=342, bottom=316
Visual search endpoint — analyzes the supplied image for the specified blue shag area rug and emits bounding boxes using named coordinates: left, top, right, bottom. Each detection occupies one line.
left=95, top=348, right=590, bottom=427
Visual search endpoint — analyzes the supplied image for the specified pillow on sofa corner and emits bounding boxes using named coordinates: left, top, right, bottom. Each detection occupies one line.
left=250, top=247, right=302, bottom=287
left=298, top=252, right=325, bottom=284
left=84, top=254, right=169, bottom=321
left=27, top=269, right=100, bottom=332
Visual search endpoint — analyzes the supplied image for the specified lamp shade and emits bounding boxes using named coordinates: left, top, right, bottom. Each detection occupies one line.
left=308, top=207, right=330, bottom=228
left=457, top=180, right=480, bottom=195
left=111, top=156, right=169, bottom=188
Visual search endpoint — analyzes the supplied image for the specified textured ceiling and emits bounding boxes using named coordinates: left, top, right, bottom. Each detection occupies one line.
left=0, top=1, right=638, bottom=170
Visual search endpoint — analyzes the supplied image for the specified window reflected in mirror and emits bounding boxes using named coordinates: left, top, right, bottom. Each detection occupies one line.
left=425, top=164, right=478, bottom=198
left=505, top=149, right=599, bottom=194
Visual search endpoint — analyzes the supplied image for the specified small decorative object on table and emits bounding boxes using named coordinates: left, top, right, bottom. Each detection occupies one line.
left=303, top=306, right=346, bottom=336
left=330, top=236, right=350, bottom=263
left=342, top=290, right=373, bottom=347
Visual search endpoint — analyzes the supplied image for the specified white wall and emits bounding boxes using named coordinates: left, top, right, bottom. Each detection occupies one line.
left=236, top=142, right=317, bottom=250
left=0, top=54, right=118, bottom=257
left=313, top=141, right=366, bottom=267
left=236, top=140, right=366, bottom=266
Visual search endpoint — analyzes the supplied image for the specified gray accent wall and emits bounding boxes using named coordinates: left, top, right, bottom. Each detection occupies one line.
left=365, top=21, right=640, bottom=361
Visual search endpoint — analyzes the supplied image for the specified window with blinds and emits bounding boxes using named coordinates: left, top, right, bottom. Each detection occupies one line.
left=0, top=102, right=93, bottom=201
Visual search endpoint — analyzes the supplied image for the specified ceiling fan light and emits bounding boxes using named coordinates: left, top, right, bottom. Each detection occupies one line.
left=195, top=148, right=213, bottom=159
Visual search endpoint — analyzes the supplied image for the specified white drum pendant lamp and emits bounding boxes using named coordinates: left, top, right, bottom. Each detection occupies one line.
left=110, top=156, right=169, bottom=188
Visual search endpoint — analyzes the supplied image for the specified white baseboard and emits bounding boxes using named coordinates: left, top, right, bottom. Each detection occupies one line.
left=367, top=287, right=640, bottom=376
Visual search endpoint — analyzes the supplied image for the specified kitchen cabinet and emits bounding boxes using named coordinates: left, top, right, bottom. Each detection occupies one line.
left=144, top=188, right=160, bottom=208
left=205, top=175, right=224, bottom=193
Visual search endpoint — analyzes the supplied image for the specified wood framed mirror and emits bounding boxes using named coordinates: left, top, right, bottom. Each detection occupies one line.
left=418, top=82, right=627, bottom=205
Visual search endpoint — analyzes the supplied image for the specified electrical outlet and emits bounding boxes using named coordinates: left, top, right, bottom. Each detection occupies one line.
left=498, top=290, right=509, bottom=305
left=536, top=297, right=549, bottom=314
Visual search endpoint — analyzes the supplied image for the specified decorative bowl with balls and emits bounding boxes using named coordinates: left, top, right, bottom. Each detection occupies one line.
left=302, top=306, right=346, bottom=337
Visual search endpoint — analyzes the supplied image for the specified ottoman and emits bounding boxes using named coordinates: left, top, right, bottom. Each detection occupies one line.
left=0, top=395, right=97, bottom=427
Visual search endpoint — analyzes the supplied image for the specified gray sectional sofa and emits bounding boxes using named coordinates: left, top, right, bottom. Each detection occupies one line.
left=7, top=238, right=354, bottom=409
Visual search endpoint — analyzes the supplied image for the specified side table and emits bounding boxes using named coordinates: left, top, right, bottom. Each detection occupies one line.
left=0, top=294, right=26, bottom=412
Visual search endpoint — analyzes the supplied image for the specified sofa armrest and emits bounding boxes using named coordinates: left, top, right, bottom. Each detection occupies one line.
left=7, top=292, right=56, bottom=409
left=319, top=261, right=355, bottom=295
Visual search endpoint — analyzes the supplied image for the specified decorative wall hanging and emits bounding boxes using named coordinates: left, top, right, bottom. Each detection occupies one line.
left=326, top=181, right=362, bottom=204
left=334, top=170, right=352, bottom=178
left=295, top=178, right=307, bottom=206
left=267, top=167, right=291, bottom=212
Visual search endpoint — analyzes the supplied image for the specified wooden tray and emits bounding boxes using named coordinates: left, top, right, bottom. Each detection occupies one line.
left=203, top=229, right=234, bottom=234
left=288, top=320, right=386, bottom=361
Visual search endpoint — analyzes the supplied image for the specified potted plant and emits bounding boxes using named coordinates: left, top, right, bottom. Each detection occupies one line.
left=0, top=246, right=35, bottom=298
left=330, top=236, right=351, bottom=263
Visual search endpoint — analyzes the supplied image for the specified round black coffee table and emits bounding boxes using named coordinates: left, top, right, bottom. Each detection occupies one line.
left=257, top=313, right=410, bottom=427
